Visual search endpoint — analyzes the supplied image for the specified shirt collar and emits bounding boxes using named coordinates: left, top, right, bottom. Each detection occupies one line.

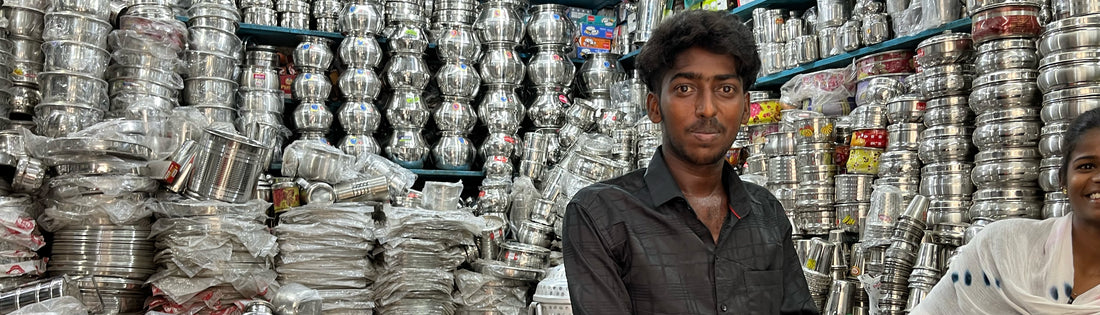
left=643, top=146, right=757, bottom=216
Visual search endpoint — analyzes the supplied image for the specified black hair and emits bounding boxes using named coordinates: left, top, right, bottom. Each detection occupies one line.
left=635, top=10, right=761, bottom=93
left=1060, top=107, right=1100, bottom=186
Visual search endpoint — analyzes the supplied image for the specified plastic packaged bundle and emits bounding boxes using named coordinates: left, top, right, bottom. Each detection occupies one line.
left=422, top=180, right=464, bottom=211
left=779, top=67, right=857, bottom=116
left=7, top=296, right=88, bottom=315
left=860, top=185, right=914, bottom=247
left=355, top=152, right=417, bottom=195
left=453, top=269, right=528, bottom=312
left=282, top=140, right=359, bottom=184
left=379, top=206, right=483, bottom=245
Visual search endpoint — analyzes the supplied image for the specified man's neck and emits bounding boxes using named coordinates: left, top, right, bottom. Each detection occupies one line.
left=661, top=147, right=725, bottom=198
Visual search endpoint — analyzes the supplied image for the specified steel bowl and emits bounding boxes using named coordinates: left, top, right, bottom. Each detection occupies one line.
left=33, top=102, right=105, bottom=137
left=972, top=160, right=1040, bottom=187
left=1039, top=122, right=1069, bottom=158
left=1039, top=157, right=1062, bottom=192
left=186, top=26, right=242, bottom=56
left=918, top=64, right=974, bottom=99
left=885, top=95, right=926, bottom=124
left=39, top=70, right=109, bottom=109
left=918, top=133, right=975, bottom=164
left=919, top=162, right=974, bottom=196
left=338, top=67, right=382, bottom=101
left=1038, top=49, right=1100, bottom=93
left=182, top=50, right=240, bottom=79
left=106, top=65, right=184, bottom=90
left=969, top=82, right=1041, bottom=116
left=184, top=77, right=239, bottom=106
left=878, top=150, right=921, bottom=177
left=1042, top=85, right=1100, bottom=123
left=337, top=35, right=383, bottom=69
left=915, top=32, right=974, bottom=68
left=3, top=6, right=44, bottom=39
left=975, top=38, right=1039, bottom=71
left=43, top=12, right=112, bottom=46
left=923, top=104, right=973, bottom=128
left=107, top=78, right=177, bottom=101
left=237, top=90, right=284, bottom=114
left=1038, top=14, right=1100, bottom=56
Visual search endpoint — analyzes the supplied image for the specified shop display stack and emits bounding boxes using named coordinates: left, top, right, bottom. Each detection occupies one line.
left=453, top=266, right=529, bottom=314
left=431, top=0, right=478, bottom=37
left=876, top=195, right=929, bottom=315
left=147, top=128, right=277, bottom=314
left=967, top=11, right=1043, bottom=225
left=35, top=1, right=115, bottom=138
left=904, top=240, right=945, bottom=311
left=814, top=0, right=852, bottom=59
left=793, top=114, right=837, bottom=238
left=525, top=4, right=575, bottom=171
left=634, top=118, right=661, bottom=170
left=183, top=1, right=243, bottom=127
left=374, top=202, right=481, bottom=314
left=0, top=195, right=44, bottom=290
left=913, top=33, right=976, bottom=249
left=800, top=236, right=848, bottom=310
left=1037, top=11, right=1098, bottom=219
left=276, top=0, right=310, bottom=30
left=383, top=1, right=432, bottom=168
left=780, top=10, right=819, bottom=71
left=764, top=130, right=798, bottom=226
left=336, top=1, right=384, bottom=157
left=430, top=2, right=481, bottom=172
left=741, top=93, right=775, bottom=179
left=291, top=36, right=336, bottom=144
left=275, top=203, right=379, bottom=314
left=241, top=0, right=278, bottom=26
left=4, top=0, right=46, bottom=128
left=38, top=125, right=166, bottom=314
left=753, top=8, right=792, bottom=76
left=238, top=45, right=290, bottom=168
left=312, top=0, right=342, bottom=32
left=475, top=1, right=525, bottom=176
left=107, top=3, right=188, bottom=120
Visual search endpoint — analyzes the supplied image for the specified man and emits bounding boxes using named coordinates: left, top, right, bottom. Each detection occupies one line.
left=562, top=10, right=818, bottom=315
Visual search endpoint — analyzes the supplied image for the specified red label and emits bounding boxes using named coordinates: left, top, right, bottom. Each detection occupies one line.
left=493, top=156, right=509, bottom=162
left=272, top=186, right=300, bottom=212
left=478, top=191, right=486, bottom=197
left=503, top=136, right=516, bottom=143
left=164, top=161, right=181, bottom=184
left=850, top=129, right=888, bottom=148
left=7, top=265, right=23, bottom=274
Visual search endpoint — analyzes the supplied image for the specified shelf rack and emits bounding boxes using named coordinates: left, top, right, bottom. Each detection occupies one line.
left=729, top=0, right=815, bottom=20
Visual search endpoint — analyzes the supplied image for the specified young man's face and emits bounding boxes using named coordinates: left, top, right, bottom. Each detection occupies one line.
left=646, top=47, right=748, bottom=166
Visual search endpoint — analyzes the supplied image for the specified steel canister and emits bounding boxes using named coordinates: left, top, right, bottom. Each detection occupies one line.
left=271, top=177, right=300, bottom=213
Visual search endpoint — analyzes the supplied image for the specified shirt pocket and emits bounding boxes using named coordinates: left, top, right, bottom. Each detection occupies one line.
left=744, top=269, right=783, bottom=314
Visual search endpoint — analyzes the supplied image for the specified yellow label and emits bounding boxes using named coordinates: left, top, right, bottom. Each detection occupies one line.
left=806, top=259, right=817, bottom=270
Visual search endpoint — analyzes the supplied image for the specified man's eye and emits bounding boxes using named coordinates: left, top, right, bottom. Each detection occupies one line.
left=677, top=85, right=692, bottom=93
left=1079, top=163, right=1095, bottom=170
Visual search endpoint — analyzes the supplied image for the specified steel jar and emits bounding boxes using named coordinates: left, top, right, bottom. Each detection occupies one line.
left=432, top=132, right=476, bottom=170
left=384, top=52, right=431, bottom=90
left=435, top=60, right=481, bottom=98
left=338, top=35, right=383, bottom=69
left=186, top=128, right=271, bottom=203
left=527, top=4, right=573, bottom=45
left=479, top=44, right=524, bottom=85
left=975, top=38, right=1039, bottom=71
left=338, top=68, right=382, bottom=101
left=919, top=162, right=975, bottom=196
left=475, top=4, right=524, bottom=44
left=527, top=45, right=575, bottom=86
left=914, top=33, right=974, bottom=68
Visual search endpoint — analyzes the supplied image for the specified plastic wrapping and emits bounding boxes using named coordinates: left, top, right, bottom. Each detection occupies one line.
left=282, top=140, right=358, bottom=184
left=7, top=296, right=88, bottom=315
left=452, top=269, right=528, bottom=310
left=151, top=216, right=277, bottom=261
left=355, top=151, right=417, bottom=194
left=149, top=270, right=279, bottom=305
left=272, top=283, right=322, bottom=315
left=860, top=185, right=912, bottom=247
left=373, top=268, right=455, bottom=307
left=507, top=177, right=539, bottom=232
left=316, top=288, right=376, bottom=312
left=46, top=174, right=158, bottom=199
left=379, top=206, right=483, bottom=245
left=422, top=181, right=464, bottom=211
left=780, top=67, right=856, bottom=116
left=40, top=195, right=152, bottom=231
left=890, top=3, right=923, bottom=37
left=381, top=246, right=467, bottom=270
left=111, top=17, right=188, bottom=54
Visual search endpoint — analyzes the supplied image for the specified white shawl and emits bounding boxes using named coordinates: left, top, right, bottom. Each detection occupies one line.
left=911, top=213, right=1100, bottom=314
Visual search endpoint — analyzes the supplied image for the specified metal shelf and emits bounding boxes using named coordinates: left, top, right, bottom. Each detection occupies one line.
left=730, top=0, right=816, bottom=20
left=531, top=0, right=620, bottom=10
left=409, top=169, right=486, bottom=177
left=752, top=17, right=973, bottom=89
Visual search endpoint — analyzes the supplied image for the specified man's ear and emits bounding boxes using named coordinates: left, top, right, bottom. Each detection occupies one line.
left=646, top=92, right=661, bottom=123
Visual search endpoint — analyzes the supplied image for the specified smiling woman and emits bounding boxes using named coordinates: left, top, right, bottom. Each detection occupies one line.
left=912, top=107, right=1100, bottom=313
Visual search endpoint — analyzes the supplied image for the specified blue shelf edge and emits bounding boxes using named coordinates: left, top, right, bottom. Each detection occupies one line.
left=752, top=17, right=973, bottom=88
left=409, top=169, right=486, bottom=177
left=619, top=49, right=640, bottom=62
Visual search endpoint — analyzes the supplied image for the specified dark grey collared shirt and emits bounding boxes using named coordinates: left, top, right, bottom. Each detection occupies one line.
left=562, top=147, right=818, bottom=315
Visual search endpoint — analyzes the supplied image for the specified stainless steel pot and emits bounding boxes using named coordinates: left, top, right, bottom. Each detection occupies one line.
left=862, top=13, right=890, bottom=45
left=878, top=150, right=922, bottom=177
left=338, top=100, right=381, bottom=133
left=579, top=53, right=627, bottom=96
left=972, top=160, right=1040, bottom=188
left=914, top=32, right=973, bottom=68
left=475, top=3, right=524, bottom=44
left=1044, top=194, right=1070, bottom=219
left=383, top=128, right=429, bottom=168
left=384, top=52, right=432, bottom=89
left=432, top=131, right=476, bottom=170
left=435, top=60, right=481, bottom=98
left=386, top=21, right=429, bottom=53
left=434, top=96, right=477, bottom=132
left=238, top=65, right=280, bottom=91
left=186, top=128, right=271, bottom=203
left=237, top=90, right=283, bottom=114
left=1038, top=14, right=1100, bottom=56
left=386, top=88, right=429, bottom=128
left=762, top=131, right=798, bottom=156
left=477, top=84, right=524, bottom=128
left=293, top=36, right=334, bottom=70
left=1042, top=85, right=1100, bottom=123
left=182, top=50, right=240, bottom=79
left=41, top=40, right=109, bottom=75
left=242, top=7, right=277, bottom=26
left=39, top=70, right=109, bottom=109
left=848, top=104, right=888, bottom=130
left=789, top=35, right=820, bottom=65
left=481, top=132, right=521, bottom=159
left=886, top=123, right=923, bottom=151
left=497, top=241, right=550, bottom=269
left=527, top=4, right=573, bottom=45
left=338, top=133, right=380, bottom=156
left=184, top=77, right=238, bottom=106
left=970, top=199, right=1042, bottom=220
left=33, top=102, right=105, bottom=137
left=918, top=128, right=975, bottom=164
left=291, top=71, right=332, bottom=102
left=885, top=95, right=926, bottom=124
left=527, top=87, right=567, bottom=128
left=840, top=20, right=861, bottom=52
left=338, top=68, right=382, bottom=101
left=338, top=2, right=383, bottom=35
left=527, top=45, right=575, bottom=86
left=338, top=35, right=383, bottom=69
left=435, top=23, right=481, bottom=61
left=292, top=102, right=334, bottom=131
left=857, top=74, right=908, bottom=106
left=818, top=26, right=843, bottom=58
left=2, top=6, right=44, bottom=39
left=918, top=64, right=974, bottom=99
left=479, top=43, right=524, bottom=85
left=185, top=26, right=241, bottom=57
left=975, top=38, right=1039, bottom=71
left=1038, top=49, right=1100, bottom=93
left=923, top=104, right=973, bottom=128
left=919, top=162, right=975, bottom=196
left=767, top=155, right=798, bottom=184
left=969, top=83, right=1041, bottom=116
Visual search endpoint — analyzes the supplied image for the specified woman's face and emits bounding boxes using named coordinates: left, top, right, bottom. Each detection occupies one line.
left=1067, top=128, right=1100, bottom=221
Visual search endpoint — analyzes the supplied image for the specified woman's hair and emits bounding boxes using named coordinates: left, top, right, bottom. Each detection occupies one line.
left=1060, top=107, right=1100, bottom=186
left=635, top=10, right=760, bottom=93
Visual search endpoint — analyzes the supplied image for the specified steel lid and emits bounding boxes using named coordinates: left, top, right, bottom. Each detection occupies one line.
left=976, top=38, right=1036, bottom=53
left=973, top=69, right=1040, bottom=87
left=917, top=32, right=972, bottom=49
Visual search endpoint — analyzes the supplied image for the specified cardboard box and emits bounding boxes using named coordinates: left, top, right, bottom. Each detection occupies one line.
left=577, top=36, right=612, bottom=50
left=578, top=23, right=615, bottom=39
left=574, top=14, right=617, bottom=27
left=576, top=47, right=612, bottom=59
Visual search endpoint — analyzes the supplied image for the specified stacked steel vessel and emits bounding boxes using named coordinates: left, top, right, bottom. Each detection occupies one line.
left=336, top=0, right=384, bottom=157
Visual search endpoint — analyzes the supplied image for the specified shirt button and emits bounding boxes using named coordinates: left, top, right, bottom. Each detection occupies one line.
left=721, top=305, right=728, bottom=312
